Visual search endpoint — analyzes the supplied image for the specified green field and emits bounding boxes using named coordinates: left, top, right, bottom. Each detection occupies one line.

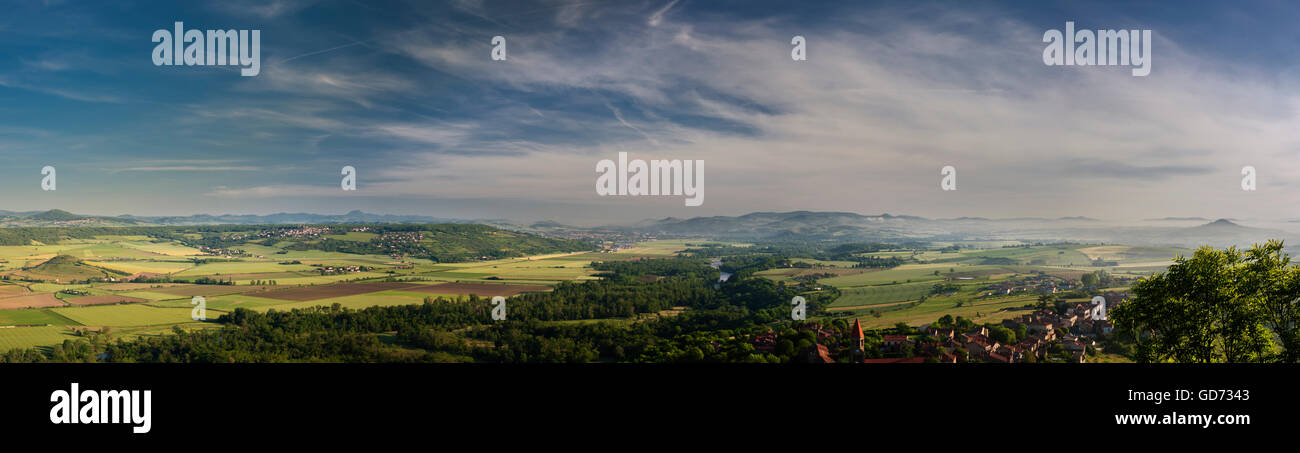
left=0, top=308, right=76, bottom=326
left=85, top=260, right=195, bottom=274
left=778, top=244, right=1187, bottom=330
left=829, top=281, right=936, bottom=308
left=819, top=264, right=959, bottom=286
left=175, top=261, right=317, bottom=276
left=0, top=326, right=80, bottom=350
left=0, top=235, right=1180, bottom=353
left=51, top=304, right=210, bottom=327
left=833, top=293, right=1040, bottom=330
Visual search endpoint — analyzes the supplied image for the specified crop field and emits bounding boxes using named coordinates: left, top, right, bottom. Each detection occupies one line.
left=63, top=295, right=151, bottom=306
left=0, top=285, right=29, bottom=297
left=175, top=261, right=317, bottom=276
left=50, top=304, right=205, bottom=327
left=113, top=241, right=202, bottom=256
left=767, top=244, right=1188, bottom=330
left=148, top=293, right=289, bottom=311
left=405, top=282, right=551, bottom=297
left=836, top=293, right=1041, bottom=330
left=252, top=292, right=437, bottom=312
left=256, top=282, right=426, bottom=301
left=85, top=260, right=195, bottom=275
left=819, top=264, right=957, bottom=286
left=0, top=326, right=80, bottom=351
left=145, top=284, right=276, bottom=298
left=0, top=232, right=1183, bottom=354
left=0, top=227, right=612, bottom=350
left=0, top=293, right=64, bottom=310
left=0, top=308, right=74, bottom=326
left=829, top=281, right=935, bottom=308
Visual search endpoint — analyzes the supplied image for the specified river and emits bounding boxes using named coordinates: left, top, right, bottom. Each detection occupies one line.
left=710, top=258, right=732, bottom=283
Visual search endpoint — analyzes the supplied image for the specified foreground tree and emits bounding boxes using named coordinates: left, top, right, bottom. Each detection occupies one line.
left=1112, top=241, right=1299, bottom=363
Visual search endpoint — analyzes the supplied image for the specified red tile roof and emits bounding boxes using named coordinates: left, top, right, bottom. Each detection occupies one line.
left=859, top=357, right=926, bottom=364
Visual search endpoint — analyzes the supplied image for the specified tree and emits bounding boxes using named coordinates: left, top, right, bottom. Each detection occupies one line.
left=937, top=314, right=954, bottom=328
left=1112, top=242, right=1280, bottom=363
left=1246, top=242, right=1300, bottom=363
left=1036, top=294, right=1055, bottom=310
left=952, top=347, right=968, bottom=362
left=988, top=325, right=1016, bottom=345
left=1081, top=272, right=1098, bottom=289
left=774, top=339, right=794, bottom=357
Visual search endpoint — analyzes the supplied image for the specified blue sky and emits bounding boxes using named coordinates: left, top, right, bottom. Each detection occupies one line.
left=1, top=0, right=1298, bottom=225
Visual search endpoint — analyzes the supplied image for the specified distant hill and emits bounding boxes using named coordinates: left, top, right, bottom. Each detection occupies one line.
left=0, top=209, right=479, bottom=227
left=121, top=209, right=472, bottom=225
left=5, top=254, right=125, bottom=283
left=27, top=209, right=83, bottom=221
left=1192, top=218, right=1246, bottom=230
left=1145, top=217, right=1214, bottom=222
left=611, top=210, right=1298, bottom=249
left=0, top=209, right=143, bottom=227
left=624, top=211, right=935, bottom=240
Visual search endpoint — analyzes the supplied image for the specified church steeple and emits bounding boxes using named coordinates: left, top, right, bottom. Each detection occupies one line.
left=851, top=318, right=865, bottom=360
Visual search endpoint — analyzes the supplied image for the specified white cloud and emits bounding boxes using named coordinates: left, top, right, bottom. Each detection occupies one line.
left=195, top=5, right=1300, bottom=222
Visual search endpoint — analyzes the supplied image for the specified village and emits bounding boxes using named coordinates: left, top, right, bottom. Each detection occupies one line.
left=750, top=292, right=1126, bottom=364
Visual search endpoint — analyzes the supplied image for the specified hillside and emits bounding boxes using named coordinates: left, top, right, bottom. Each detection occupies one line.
left=0, top=209, right=143, bottom=227
left=5, top=254, right=125, bottom=283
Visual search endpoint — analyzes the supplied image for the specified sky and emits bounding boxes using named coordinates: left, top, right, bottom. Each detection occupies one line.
left=0, top=0, right=1298, bottom=225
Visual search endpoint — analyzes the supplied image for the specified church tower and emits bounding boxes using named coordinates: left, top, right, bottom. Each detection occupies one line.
left=851, top=318, right=865, bottom=361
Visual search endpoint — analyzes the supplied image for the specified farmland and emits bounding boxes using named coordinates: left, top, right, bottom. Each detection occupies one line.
left=0, top=224, right=597, bottom=351
left=0, top=228, right=1185, bottom=363
left=763, top=243, right=1189, bottom=330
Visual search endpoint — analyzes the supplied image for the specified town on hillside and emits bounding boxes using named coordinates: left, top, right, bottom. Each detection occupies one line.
left=753, top=293, right=1124, bottom=363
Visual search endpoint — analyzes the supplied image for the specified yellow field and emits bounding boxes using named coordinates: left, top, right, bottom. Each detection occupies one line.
left=86, top=260, right=195, bottom=274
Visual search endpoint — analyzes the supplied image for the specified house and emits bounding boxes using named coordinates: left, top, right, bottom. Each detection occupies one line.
left=882, top=334, right=912, bottom=352
left=859, top=357, right=926, bottom=364
left=962, top=334, right=998, bottom=358
left=801, top=344, right=836, bottom=363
